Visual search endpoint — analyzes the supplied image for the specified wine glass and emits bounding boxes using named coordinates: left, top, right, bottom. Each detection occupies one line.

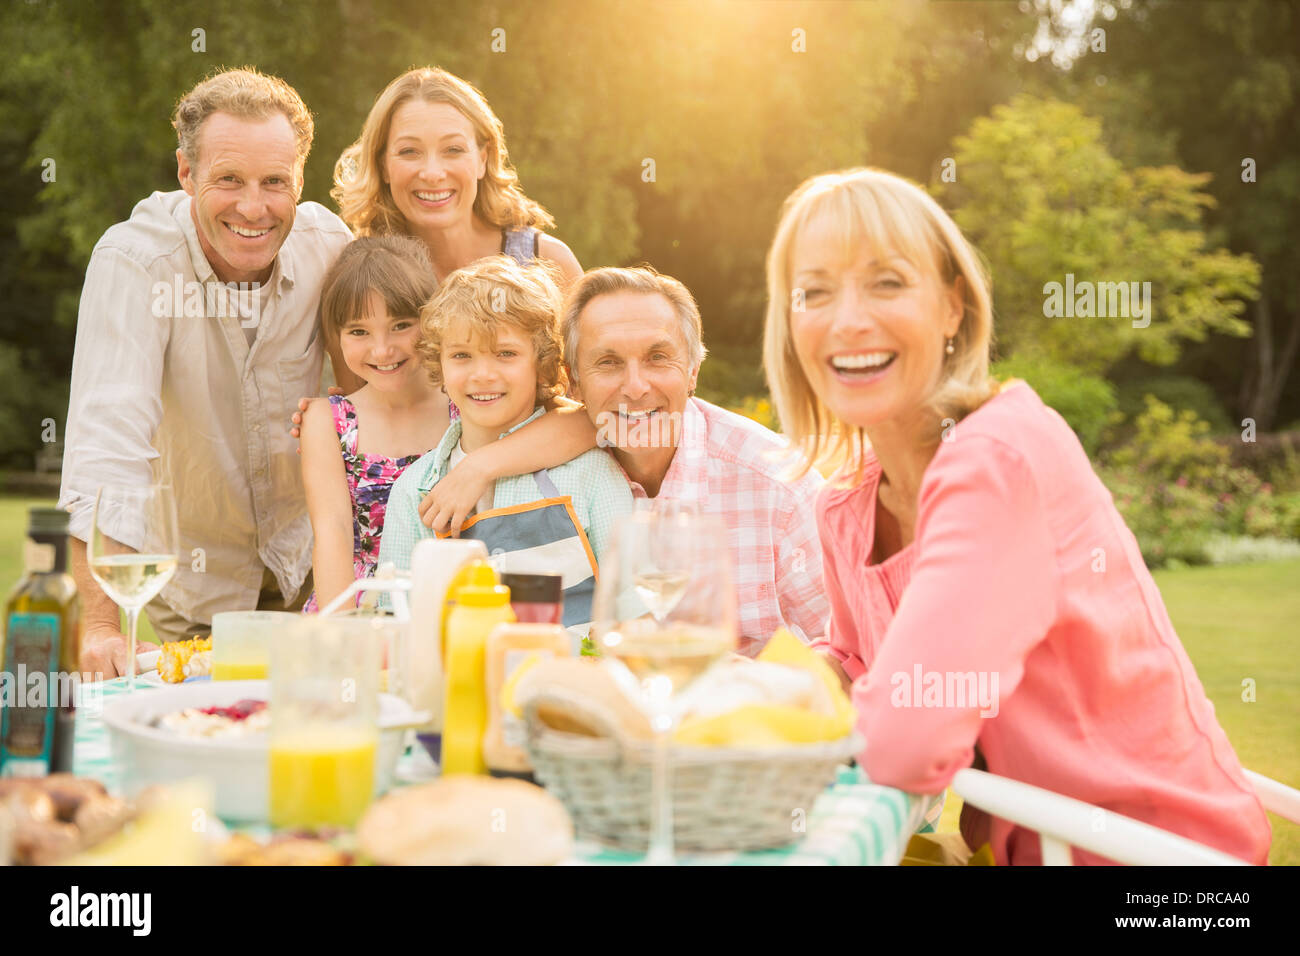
left=591, top=507, right=736, bottom=865
left=88, top=484, right=179, bottom=692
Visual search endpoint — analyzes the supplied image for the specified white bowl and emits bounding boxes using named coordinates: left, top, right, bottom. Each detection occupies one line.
left=101, top=680, right=417, bottom=823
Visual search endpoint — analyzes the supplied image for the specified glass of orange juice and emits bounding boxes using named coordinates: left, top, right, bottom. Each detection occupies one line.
left=269, top=617, right=380, bottom=830
left=212, top=610, right=295, bottom=681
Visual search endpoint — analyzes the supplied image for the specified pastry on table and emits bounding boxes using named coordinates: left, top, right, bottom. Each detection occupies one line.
left=358, top=777, right=573, bottom=866
left=0, top=775, right=130, bottom=865
left=217, top=832, right=350, bottom=866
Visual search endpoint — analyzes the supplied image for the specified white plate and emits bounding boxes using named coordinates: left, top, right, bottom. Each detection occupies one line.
left=101, top=680, right=421, bottom=823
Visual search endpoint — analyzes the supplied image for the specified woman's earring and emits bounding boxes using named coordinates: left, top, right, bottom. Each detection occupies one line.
left=945, top=338, right=956, bottom=355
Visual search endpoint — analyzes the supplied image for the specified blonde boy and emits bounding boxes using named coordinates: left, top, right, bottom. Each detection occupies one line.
left=379, top=256, right=633, bottom=628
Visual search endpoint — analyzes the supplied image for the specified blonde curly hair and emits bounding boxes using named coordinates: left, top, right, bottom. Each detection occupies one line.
left=332, top=67, right=555, bottom=238
left=418, top=255, right=567, bottom=407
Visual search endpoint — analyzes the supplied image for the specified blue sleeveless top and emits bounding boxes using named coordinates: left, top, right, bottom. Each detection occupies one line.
left=502, top=226, right=539, bottom=265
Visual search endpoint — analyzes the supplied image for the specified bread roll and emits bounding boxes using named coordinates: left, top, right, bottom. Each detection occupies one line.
left=358, top=777, right=573, bottom=866
left=512, top=657, right=651, bottom=740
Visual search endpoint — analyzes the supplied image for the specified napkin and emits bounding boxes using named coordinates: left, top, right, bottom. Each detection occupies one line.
left=673, top=630, right=857, bottom=747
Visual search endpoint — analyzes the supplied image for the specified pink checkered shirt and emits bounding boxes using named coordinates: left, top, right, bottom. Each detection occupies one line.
left=621, top=398, right=829, bottom=656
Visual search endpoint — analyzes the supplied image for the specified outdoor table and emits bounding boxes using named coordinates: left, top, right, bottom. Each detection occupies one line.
left=74, top=677, right=935, bottom=865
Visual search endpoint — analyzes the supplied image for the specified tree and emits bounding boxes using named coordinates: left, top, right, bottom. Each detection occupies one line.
left=0, top=0, right=1152, bottom=470
left=939, top=94, right=1258, bottom=375
left=1064, top=0, right=1300, bottom=429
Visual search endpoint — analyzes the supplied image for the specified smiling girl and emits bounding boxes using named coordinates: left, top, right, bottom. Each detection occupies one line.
left=300, top=236, right=449, bottom=611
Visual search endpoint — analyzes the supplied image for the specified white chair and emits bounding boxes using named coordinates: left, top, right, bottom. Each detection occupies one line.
left=950, top=768, right=1252, bottom=865
left=1243, top=769, right=1300, bottom=824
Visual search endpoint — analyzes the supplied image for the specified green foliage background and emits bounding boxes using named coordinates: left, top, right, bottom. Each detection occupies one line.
left=1, top=0, right=1297, bottom=851
left=1, top=0, right=1297, bottom=470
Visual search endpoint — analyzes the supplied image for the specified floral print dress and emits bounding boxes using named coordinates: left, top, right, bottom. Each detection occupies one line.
left=302, top=395, right=426, bottom=613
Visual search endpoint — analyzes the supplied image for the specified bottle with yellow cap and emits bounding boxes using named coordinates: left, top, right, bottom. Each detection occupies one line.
left=441, top=562, right=515, bottom=775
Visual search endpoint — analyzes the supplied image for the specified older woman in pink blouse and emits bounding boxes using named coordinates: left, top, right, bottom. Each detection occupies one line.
left=762, top=167, right=1271, bottom=865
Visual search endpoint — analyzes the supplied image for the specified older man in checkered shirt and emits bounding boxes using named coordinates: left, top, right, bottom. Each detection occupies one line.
left=561, top=266, right=829, bottom=656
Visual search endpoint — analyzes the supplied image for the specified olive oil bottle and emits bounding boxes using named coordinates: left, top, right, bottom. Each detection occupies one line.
left=0, top=507, right=82, bottom=776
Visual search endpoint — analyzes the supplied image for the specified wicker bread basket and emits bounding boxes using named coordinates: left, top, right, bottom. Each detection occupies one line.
left=522, top=687, right=863, bottom=852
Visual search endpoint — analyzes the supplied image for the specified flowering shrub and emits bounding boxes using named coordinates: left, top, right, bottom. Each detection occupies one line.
left=1220, top=429, right=1300, bottom=494
left=1107, top=395, right=1229, bottom=484
left=1102, top=469, right=1218, bottom=566
left=1116, top=374, right=1232, bottom=434
left=1275, top=492, right=1300, bottom=540
left=992, top=355, right=1119, bottom=457
left=1101, top=397, right=1298, bottom=567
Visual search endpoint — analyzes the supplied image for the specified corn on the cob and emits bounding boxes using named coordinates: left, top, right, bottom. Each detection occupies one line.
left=157, top=637, right=212, bottom=683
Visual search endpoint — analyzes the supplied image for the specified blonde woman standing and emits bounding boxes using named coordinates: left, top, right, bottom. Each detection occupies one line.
left=332, top=67, right=581, bottom=286
left=763, top=167, right=1270, bottom=865
left=326, top=67, right=593, bottom=534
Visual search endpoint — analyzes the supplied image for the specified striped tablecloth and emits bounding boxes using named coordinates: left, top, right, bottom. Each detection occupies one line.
left=74, top=677, right=936, bottom=866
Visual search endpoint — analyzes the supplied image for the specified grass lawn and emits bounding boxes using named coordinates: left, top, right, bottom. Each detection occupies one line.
left=1152, top=559, right=1300, bottom=865
left=2, top=496, right=1295, bottom=863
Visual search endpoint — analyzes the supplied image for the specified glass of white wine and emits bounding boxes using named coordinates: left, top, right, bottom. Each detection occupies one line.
left=591, top=507, right=736, bottom=865
left=88, top=484, right=179, bottom=692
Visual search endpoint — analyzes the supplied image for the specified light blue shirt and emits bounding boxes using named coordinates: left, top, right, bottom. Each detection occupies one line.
left=377, top=407, right=635, bottom=574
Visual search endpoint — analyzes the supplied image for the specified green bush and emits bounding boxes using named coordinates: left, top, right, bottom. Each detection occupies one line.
left=1221, top=430, right=1300, bottom=494
left=1100, top=396, right=1299, bottom=567
left=1102, top=467, right=1216, bottom=567
left=1208, top=466, right=1287, bottom=539
left=1107, top=395, right=1229, bottom=484
left=1277, top=493, right=1300, bottom=540
left=695, top=349, right=769, bottom=412
left=991, top=355, right=1118, bottom=457
left=1115, top=374, right=1233, bottom=434
left=726, top=396, right=779, bottom=432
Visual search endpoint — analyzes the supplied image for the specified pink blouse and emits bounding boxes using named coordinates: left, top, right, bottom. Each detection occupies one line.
left=812, top=383, right=1271, bottom=865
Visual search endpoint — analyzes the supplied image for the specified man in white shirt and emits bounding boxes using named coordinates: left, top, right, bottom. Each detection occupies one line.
left=60, top=69, right=357, bottom=677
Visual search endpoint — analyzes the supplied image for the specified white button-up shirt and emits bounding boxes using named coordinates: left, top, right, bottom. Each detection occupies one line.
left=58, top=189, right=352, bottom=625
